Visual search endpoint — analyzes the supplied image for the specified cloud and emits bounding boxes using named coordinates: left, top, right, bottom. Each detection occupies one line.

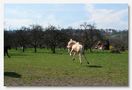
left=5, top=14, right=61, bottom=29
left=5, top=8, right=34, bottom=19
left=5, top=18, right=34, bottom=29
left=84, top=4, right=128, bottom=30
left=5, top=5, right=62, bottom=29
left=40, top=14, right=61, bottom=27
left=5, top=4, right=128, bottom=30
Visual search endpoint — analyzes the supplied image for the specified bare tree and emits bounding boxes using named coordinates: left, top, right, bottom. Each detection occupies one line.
left=80, top=22, right=102, bottom=52
left=29, top=25, right=43, bottom=53
left=44, top=25, right=63, bottom=53
left=15, top=26, right=29, bottom=52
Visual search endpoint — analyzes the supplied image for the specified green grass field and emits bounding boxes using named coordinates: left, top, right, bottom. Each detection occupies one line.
left=4, top=48, right=128, bottom=86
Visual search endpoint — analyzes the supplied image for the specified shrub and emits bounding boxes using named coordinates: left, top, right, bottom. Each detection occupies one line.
left=110, top=48, right=121, bottom=54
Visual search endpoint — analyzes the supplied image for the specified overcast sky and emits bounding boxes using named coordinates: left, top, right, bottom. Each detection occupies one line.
left=5, top=4, right=128, bottom=30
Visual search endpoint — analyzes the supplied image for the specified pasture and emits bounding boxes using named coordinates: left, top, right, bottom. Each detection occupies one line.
left=4, top=48, right=128, bottom=86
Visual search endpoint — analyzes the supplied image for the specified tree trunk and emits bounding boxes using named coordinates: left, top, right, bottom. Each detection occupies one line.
left=23, top=47, right=25, bottom=52
left=22, top=46, right=26, bottom=52
left=51, top=46, right=56, bottom=54
left=15, top=47, right=17, bottom=50
left=89, top=48, right=93, bottom=53
left=34, top=46, right=37, bottom=53
left=52, top=49, right=55, bottom=54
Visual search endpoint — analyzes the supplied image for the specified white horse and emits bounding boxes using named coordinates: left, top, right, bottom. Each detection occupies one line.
left=67, top=39, right=89, bottom=64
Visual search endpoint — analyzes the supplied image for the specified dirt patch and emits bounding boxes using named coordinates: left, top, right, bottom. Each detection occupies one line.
left=4, top=76, right=128, bottom=86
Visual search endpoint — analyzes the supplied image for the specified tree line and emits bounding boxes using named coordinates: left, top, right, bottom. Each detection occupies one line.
left=4, top=22, right=128, bottom=53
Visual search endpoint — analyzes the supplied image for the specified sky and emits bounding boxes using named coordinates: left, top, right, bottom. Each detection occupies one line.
left=4, top=4, right=128, bottom=30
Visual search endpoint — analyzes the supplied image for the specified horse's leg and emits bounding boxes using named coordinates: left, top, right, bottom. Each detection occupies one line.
left=79, top=53, right=82, bottom=64
left=70, top=49, right=73, bottom=56
left=68, top=48, right=70, bottom=53
left=72, top=52, right=76, bottom=61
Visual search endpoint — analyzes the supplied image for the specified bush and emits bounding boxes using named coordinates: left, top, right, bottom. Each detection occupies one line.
left=110, top=48, right=121, bottom=54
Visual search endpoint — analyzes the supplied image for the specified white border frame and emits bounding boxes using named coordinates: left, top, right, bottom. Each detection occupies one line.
left=1, top=0, right=131, bottom=90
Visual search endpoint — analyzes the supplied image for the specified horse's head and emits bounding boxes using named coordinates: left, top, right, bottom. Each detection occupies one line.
left=67, top=39, right=76, bottom=49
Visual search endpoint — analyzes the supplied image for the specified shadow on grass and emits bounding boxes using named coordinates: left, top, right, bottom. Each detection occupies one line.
left=37, top=51, right=64, bottom=55
left=84, top=65, right=102, bottom=68
left=4, top=72, right=21, bottom=78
